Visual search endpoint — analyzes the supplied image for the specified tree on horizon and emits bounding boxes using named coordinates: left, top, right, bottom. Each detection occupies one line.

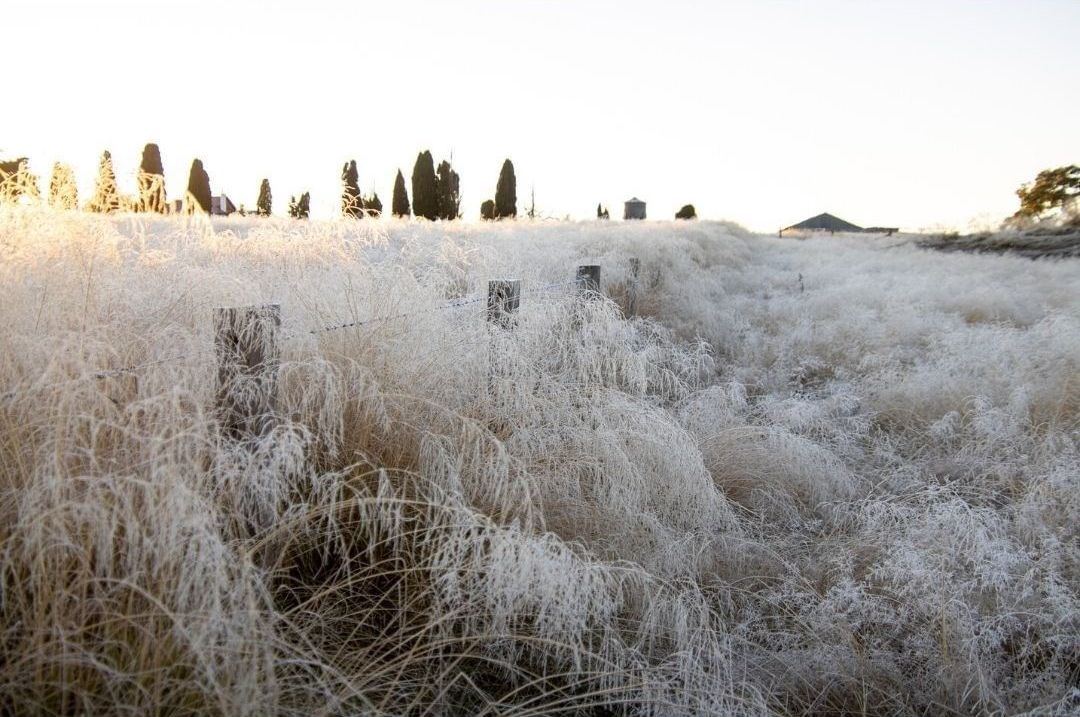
left=391, top=169, right=410, bottom=218
left=0, top=157, right=39, bottom=203
left=256, top=178, right=272, bottom=216
left=288, top=191, right=310, bottom=219
left=480, top=199, right=495, bottom=221
left=342, top=159, right=363, bottom=218
left=494, top=159, right=516, bottom=219
left=411, top=150, right=438, bottom=220
left=436, top=159, right=460, bottom=220
left=364, top=191, right=382, bottom=218
left=48, top=162, right=78, bottom=209
left=138, top=143, right=167, bottom=213
left=185, top=159, right=211, bottom=214
left=675, top=204, right=697, bottom=220
left=87, top=151, right=120, bottom=213
left=1011, top=165, right=1080, bottom=225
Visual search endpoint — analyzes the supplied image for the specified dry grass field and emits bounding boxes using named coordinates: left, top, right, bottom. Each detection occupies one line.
left=1, top=207, right=1077, bottom=715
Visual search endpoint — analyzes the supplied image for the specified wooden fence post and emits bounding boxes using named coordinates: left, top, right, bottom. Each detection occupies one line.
left=215, top=304, right=281, bottom=441
left=576, top=265, right=601, bottom=299
left=627, top=257, right=640, bottom=317
left=487, top=280, right=521, bottom=330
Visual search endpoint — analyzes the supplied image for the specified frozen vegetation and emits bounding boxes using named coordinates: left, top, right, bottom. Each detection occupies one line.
left=0, top=207, right=1077, bottom=715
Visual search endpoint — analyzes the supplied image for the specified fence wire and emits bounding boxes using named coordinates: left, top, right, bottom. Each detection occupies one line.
left=1, top=275, right=594, bottom=401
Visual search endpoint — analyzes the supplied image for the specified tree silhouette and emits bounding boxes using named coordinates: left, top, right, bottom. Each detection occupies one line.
left=480, top=199, right=495, bottom=221
left=87, top=151, right=120, bottom=213
left=185, top=159, right=211, bottom=214
left=342, top=159, right=363, bottom=218
left=391, top=169, right=410, bottom=218
left=1012, top=165, right=1080, bottom=224
left=596, top=203, right=610, bottom=220
left=675, top=204, right=697, bottom=220
left=411, top=150, right=437, bottom=220
left=288, top=191, right=310, bottom=219
left=364, top=192, right=382, bottom=218
left=138, top=143, right=167, bottom=213
left=257, top=178, right=272, bottom=216
left=436, top=159, right=460, bottom=220
left=494, top=158, right=516, bottom=219
left=48, top=162, right=78, bottom=209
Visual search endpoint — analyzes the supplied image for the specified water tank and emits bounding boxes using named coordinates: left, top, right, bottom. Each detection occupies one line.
left=623, top=197, right=646, bottom=220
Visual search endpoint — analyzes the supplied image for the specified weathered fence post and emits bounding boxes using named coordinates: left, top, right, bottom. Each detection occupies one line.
left=487, top=280, right=521, bottom=329
left=576, top=265, right=601, bottom=299
left=627, top=257, right=641, bottom=317
left=215, top=304, right=281, bottom=441
left=486, top=280, right=520, bottom=403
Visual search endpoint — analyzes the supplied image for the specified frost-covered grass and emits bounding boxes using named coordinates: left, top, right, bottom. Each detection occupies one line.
left=0, top=207, right=1077, bottom=716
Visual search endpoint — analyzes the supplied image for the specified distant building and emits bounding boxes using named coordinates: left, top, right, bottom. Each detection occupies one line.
left=624, top=197, right=646, bottom=220
left=210, top=194, right=236, bottom=216
left=780, top=212, right=897, bottom=237
left=170, top=194, right=237, bottom=216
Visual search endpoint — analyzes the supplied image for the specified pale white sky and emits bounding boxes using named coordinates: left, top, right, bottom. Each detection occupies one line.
left=6, top=0, right=1079, bottom=230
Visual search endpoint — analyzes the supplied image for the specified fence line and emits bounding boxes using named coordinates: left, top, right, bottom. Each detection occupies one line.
left=1, top=260, right=641, bottom=404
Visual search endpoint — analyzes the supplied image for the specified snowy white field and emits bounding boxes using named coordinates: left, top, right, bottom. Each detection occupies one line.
left=0, top=208, right=1077, bottom=716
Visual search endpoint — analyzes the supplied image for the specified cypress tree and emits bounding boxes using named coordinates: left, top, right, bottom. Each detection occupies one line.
left=186, top=158, right=211, bottom=213
left=391, top=169, right=410, bottom=218
left=342, top=159, right=362, bottom=218
left=87, top=150, right=120, bottom=213
left=480, top=199, right=495, bottom=221
left=494, top=158, right=516, bottom=219
left=138, top=142, right=167, bottom=213
left=435, top=159, right=460, bottom=220
left=256, top=178, right=272, bottom=216
left=48, top=162, right=78, bottom=209
left=411, top=150, right=437, bottom=220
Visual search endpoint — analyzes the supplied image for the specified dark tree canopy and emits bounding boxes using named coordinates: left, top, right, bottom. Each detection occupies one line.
left=288, top=191, right=310, bottom=219
left=494, top=159, right=516, bottom=219
left=49, top=162, right=78, bottom=209
left=364, top=192, right=382, bottom=218
left=675, top=204, right=697, bottom=220
left=138, top=143, right=167, bottom=213
left=1012, top=165, right=1080, bottom=224
left=480, top=199, right=495, bottom=221
left=186, top=158, right=211, bottom=214
left=435, top=159, right=460, bottom=220
left=391, top=169, right=410, bottom=218
left=342, top=159, right=362, bottom=218
left=257, top=178, right=272, bottom=216
left=597, top=203, right=610, bottom=220
left=88, top=151, right=120, bottom=213
left=411, top=151, right=438, bottom=220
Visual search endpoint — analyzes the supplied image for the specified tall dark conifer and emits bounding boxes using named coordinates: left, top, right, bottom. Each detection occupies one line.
left=411, top=150, right=437, bottom=220
left=494, top=158, right=516, bottom=219
left=435, top=159, right=460, bottom=220
left=391, top=169, right=410, bottom=218
left=138, top=143, right=166, bottom=212
left=256, top=178, right=272, bottom=216
left=186, top=159, right=211, bottom=213
left=342, top=159, right=362, bottom=218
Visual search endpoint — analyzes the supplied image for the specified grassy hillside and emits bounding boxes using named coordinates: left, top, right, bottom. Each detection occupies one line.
left=1, top=209, right=1077, bottom=715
